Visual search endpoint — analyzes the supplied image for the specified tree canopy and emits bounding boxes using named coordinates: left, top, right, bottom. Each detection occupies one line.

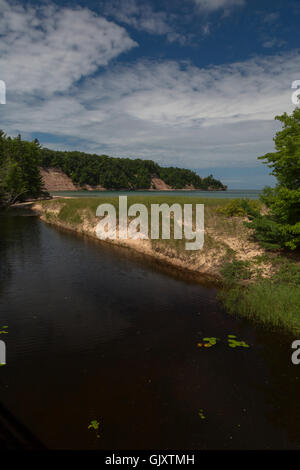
left=0, top=131, right=44, bottom=206
left=40, top=147, right=226, bottom=191
left=248, top=107, right=300, bottom=250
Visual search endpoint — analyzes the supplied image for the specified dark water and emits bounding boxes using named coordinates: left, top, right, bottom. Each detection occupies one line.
left=51, top=189, right=262, bottom=199
left=0, top=210, right=300, bottom=450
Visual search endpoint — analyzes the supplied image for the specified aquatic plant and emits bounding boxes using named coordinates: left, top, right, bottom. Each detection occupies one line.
left=197, top=334, right=250, bottom=349
left=227, top=335, right=250, bottom=348
left=198, top=337, right=218, bottom=348
left=88, top=419, right=100, bottom=439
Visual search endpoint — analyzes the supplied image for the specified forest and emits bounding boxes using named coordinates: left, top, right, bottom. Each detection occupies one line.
left=40, top=147, right=226, bottom=191
left=0, top=131, right=226, bottom=206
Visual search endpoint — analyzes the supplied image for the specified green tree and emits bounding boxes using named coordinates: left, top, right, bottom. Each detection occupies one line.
left=248, top=107, right=300, bottom=250
left=0, top=131, right=44, bottom=206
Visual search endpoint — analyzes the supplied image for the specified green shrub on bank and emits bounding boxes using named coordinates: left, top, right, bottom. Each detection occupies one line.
left=217, top=198, right=260, bottom=217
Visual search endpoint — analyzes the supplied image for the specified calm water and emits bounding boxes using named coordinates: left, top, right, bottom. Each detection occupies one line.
left=51, top=189, right=262, bottom=199
left=0, top=209, right=300, bottom=450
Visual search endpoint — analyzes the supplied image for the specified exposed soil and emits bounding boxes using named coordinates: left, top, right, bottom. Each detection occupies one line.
left=40, top=167, right=77, bottom=191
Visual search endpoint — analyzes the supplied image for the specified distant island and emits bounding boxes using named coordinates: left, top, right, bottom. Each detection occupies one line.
left=40, top=148, right=227, bottom=192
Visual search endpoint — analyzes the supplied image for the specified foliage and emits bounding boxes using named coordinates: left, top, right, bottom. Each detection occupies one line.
left=159, top=167, right=224, bottom=190
left=40, top=147, right=226, bottom=191
left=0, top=131, right=45, bottom=206
left=219, top=259, right=300, bottom=334
left=247, top=107, right=300, bottom=250
left=217, top=198, right=260, bottom=217
left=88, top=419, right=100, bottom=439
left=227, top=335, right=249, bottom=348
left=197, top=334, right=250, bottom=348
left=220, top=258, right=252, bottom=285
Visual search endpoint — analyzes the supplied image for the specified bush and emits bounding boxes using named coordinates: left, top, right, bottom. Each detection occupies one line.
left=217, top=198, right=260, bottom=217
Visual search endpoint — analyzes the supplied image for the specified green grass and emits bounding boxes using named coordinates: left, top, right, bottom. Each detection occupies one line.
left=42, top=196, right=233, bottom=252
left=219, top=258, right=300, bottom=334
left=43, top=195, right=232, bottom=212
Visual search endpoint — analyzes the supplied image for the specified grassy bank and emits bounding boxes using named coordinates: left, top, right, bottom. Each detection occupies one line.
left=33, top=196, right=300, bottom=334
left=219, top=256, right=300, bottom=334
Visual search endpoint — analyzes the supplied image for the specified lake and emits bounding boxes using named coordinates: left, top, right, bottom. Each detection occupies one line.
left=0, top=209, right=299, bottom=449
left=50, top=189, right=262, bottom=199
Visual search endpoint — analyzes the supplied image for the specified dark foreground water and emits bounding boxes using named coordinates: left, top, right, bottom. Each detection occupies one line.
left=0, top=210, right=300, bottom=450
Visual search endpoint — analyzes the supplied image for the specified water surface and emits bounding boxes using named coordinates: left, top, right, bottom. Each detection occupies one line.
left=0, top=210, right=299, bottom=450
left=51, top=189, right=262, bottom=199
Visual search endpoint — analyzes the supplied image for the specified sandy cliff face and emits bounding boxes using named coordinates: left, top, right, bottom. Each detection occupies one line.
left=41, top=167, right=174, bottom=192
left=150, top=177, right=172, bottom=190
left=40, top=167, right=78, bottom=191
left=40, top=168, right=211, bottom=192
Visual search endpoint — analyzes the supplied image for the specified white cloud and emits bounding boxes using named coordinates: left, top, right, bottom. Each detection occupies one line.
left=102, top=0, right=186, bottom=43
left=80, top=54, right=295, bottom=129
left=0, top=0, right=137, bottom=95
left=2, top=47, right=298, bottom=171
left=0, top=0, right=298, bottom=174
left=193, top=0, right=245, bottom=12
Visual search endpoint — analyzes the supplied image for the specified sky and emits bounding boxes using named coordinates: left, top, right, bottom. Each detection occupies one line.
left=0, top=0, right=299, bottom=188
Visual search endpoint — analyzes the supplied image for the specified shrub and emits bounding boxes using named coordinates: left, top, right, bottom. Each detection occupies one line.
left=217, top=198, right=260, bottom=217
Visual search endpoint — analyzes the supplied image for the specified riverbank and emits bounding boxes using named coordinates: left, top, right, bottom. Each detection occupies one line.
left=32, top=196, right=300, bottom=334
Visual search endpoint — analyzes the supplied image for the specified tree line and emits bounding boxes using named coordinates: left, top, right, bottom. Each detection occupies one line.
left=0, top=131, right=225, bottom=207
left=40, top=147, right=226, bottom=191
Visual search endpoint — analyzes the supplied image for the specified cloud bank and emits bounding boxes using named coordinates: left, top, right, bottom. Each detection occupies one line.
left=0, top=0, right=137, bottom=95
left=0, top=0, right=297, bottom=184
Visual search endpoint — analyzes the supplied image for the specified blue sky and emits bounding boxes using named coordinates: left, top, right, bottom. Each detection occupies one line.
left=0, top=0, right=299, bottom=188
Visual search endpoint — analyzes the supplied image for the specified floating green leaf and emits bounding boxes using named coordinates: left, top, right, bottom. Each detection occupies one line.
left=202, top=337, right=218, bottom=347
left=88, top=419, right=101, bottom=438
left=228, top=338, right=250, bottom=348
left=198, top=334, right=250, bottom=350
